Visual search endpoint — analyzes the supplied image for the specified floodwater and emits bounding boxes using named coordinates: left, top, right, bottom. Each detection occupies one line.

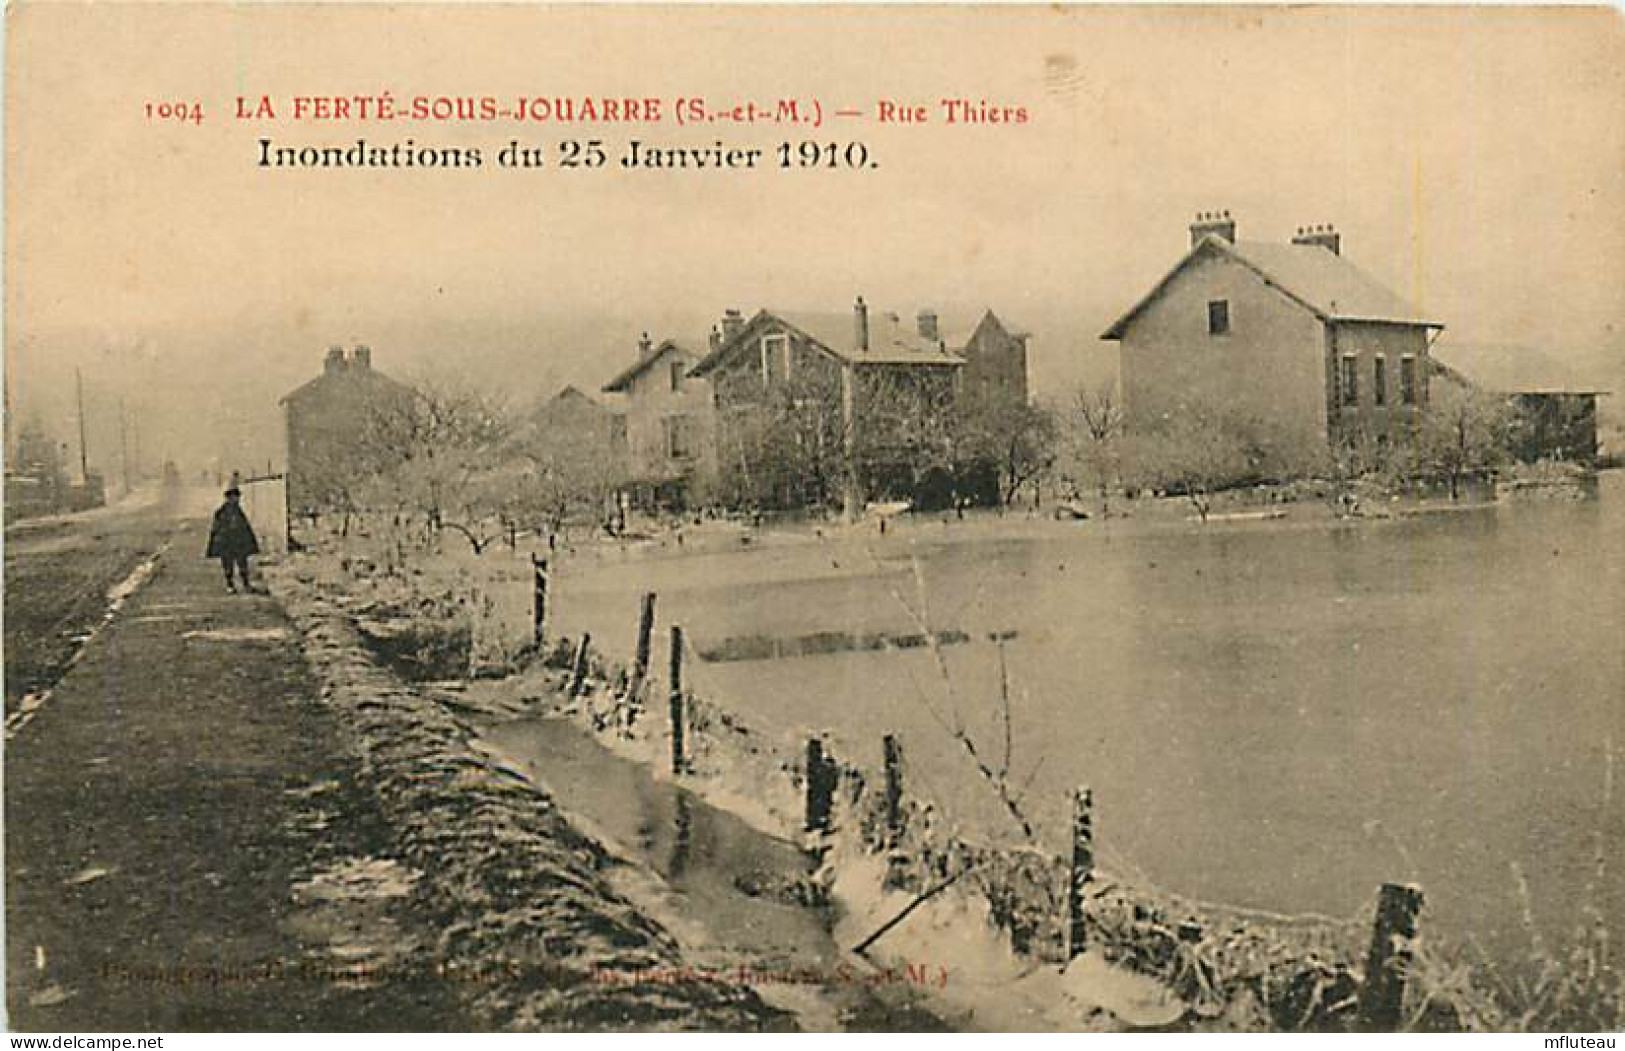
left=484, top=718, right=949, bottom=1030
left=548, top=476, right=1625, bottom=962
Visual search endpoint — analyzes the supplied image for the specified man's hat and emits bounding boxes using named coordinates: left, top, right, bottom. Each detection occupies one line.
left=225, top=485, right=241, bottom=497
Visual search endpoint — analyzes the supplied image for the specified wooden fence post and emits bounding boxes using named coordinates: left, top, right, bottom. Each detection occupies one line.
left=668, top=625, right=686, bottom=775
left=882, top=734, right=905, bottom=845
left=530, top=555, right=549, bottom=647
left=1066, top=786, right=1094, bottom=962
left=805, top=735, right=837, bottom=838
left=568, top=633, right=592, bottom=697
left=627, top=592, right=657, bottom=702
left=1358, top=882, right=1424, bottom=1030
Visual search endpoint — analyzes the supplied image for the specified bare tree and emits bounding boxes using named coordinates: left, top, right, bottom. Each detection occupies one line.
left=1063, top=381, right=1125, bottom=515
left=959, top=396, right=1057, bottom=508
left=1417, top=380, right=1515, bottom=499
left=712, top=373, right=847, bottom=512
left=505, top=398, right=625, bottom=537
left=359, top=373, right=513, bottom=553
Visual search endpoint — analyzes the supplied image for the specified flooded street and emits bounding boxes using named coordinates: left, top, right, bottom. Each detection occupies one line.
left=549, top=477, right=1625, bottom=965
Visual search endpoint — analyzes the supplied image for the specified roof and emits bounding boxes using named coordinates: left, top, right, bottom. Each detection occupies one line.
left=690, top=308, right=965, bottom=377
left=950, top=309, right=1030, bottom=349
left=279, top=363, right=414, bottom=406
left=1431, top=342, right=1612, bottom=395
left=507, top=385, right=615, bottom=451
left=1101, top=236, right=1443, bottom=339
left=601, top=340, right=703, bottom=393
left=550, top=384, right=601, bottom=407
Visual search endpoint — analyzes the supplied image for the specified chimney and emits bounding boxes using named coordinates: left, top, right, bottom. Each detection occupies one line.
left=637, top=332, right=653, bottom=359
left=1189, top=210, right=1236, bottom=248
left=719, top=309, right=745, bottom=345
left=324, top=345, right=346, bottom=375
left=1292, top=224, right=1341, bottom=255
left=708, top=325, right=722, bottom=353
left=916, top=309, right=939, bottom=342
left=854, top=296, right=869, bottom=351
left=351, top=344, right=372, bottom=370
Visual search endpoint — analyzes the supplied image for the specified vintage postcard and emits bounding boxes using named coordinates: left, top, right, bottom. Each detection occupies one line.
left=4, top=2, right=1623, bottom=1037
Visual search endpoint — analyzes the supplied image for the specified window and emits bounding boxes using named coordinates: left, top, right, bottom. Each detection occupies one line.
left=663, top=415, right=694, bottom=460
left=760, top=334, right=790, bottom=386
left=1207, top=300, right=1230, bottom=336
left=1373, top=355, right=1387, bottom=407
left=1340, top=355, right=1359, bottom=407
left=669, top=360, right=684, bottom=392
left=1400, top=355, right=1418, bottom=405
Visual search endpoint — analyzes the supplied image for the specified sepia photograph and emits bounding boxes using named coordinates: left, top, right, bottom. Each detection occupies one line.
left=3, top=2, right=1623, bottom=1037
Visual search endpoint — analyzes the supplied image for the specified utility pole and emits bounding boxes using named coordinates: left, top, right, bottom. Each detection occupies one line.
left=120, top=397, right=131, bottom=492
left=131, top=413, right=140, bottom=485
left=75, top=367, right=89, bottom=482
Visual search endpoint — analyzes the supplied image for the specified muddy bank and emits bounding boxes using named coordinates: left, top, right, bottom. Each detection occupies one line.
left=270, top=567, right=791, bottom=1031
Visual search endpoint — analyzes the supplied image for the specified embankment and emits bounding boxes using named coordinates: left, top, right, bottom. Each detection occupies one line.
left=270, top=566, right=792, bottom=1031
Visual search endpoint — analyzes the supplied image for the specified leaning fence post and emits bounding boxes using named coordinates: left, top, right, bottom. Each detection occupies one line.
left=1066, top=786, right=1094, bottom=962
left=530, top=555, right=549, bottom=647
left=1358, top=882, right=1424, bottom=1030
left=627, top=592, right=657, bottom=702
left=568, top=633, right=592, bottom=697
left=668, top=625, right=686, bottom=775
left=882, top=734, right=905, bottom=845
left=805, top=734, right=837, bottom=840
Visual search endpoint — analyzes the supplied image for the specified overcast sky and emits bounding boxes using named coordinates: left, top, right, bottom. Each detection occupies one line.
left=6, top=4, right=1623, bottom=476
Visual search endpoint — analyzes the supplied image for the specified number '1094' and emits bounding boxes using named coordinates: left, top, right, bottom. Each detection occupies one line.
left=144, top=101, right=205, bottom=124
left=778, top=141, right=874, bottom=169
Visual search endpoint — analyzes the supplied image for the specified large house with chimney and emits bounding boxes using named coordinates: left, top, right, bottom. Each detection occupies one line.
left=282, top=344, right=415, bottom=515
left=687, top=298, right=1030, bottom=512
left=599, top=333, right=715, bottom=508
left=1103, top=213, right=1443, bottom=451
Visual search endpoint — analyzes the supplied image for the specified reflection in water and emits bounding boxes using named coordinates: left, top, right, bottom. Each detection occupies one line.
left=491, top=719, right=835, bottom=954
left=670, top=790, right=693, bottom=879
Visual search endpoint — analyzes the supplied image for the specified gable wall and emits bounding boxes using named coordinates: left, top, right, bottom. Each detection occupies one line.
left=1118, top=250, right=1326, bottom=446
left=708, top=320, right=844, bottom=410
left=618, top=348, right=715, bottom=482
left=284, top=373, right=415, bottom=513
left=960, top=315, right=1029, bottom=407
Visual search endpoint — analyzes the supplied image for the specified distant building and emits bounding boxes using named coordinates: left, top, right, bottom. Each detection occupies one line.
left=4, top=419, right=69, bottom=521
left=1102, top=213, right=1444, bottom=449
left=505, top=384, right=628, bottom=528
left=281, top=345, right=415, bottom=514
left=1432, top=343, right=1610, bottom=464
left=511, top=384, right=625, bottom=463
left=951, top=309, right=1031, bottom=410
left=600, top=333, right=715, bottom=509
left=688, top=298, right=1025, bottom=511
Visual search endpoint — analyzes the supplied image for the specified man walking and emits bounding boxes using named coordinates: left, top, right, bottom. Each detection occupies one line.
left=207, top=485, right=260, bottom=593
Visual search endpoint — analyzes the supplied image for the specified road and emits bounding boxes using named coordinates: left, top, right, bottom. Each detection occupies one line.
left=5, top=491, right=463, bottom=1031
left=4, top=489, right=192, bottom=720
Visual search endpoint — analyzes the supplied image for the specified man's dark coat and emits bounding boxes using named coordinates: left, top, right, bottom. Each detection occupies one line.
left=206, top=500, right=260, bottom=559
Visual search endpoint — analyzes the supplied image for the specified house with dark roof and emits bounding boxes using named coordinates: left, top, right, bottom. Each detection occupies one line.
left=688, top=299, right=1024, bottom=512
left=599, top=333, right=714, bottom=508
left=281, top=344, right=416, bottom=514
left=1102, top=213, right=1444, bottom=449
